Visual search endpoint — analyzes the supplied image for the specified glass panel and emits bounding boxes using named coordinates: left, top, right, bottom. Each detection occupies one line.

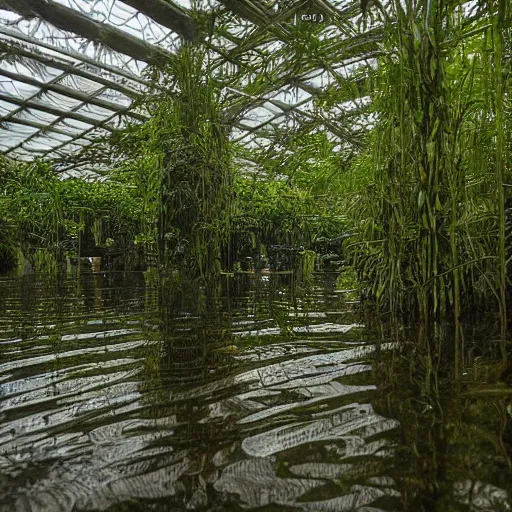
left=42, top=131, right=73, bottom=143
left=105, top=115, right=125, bottom=129
left=12, top=108, right=60, bottom=124
left=57, top=73, right=104, bottom=95
left=0, top=78, right=39, bottom=99
left=0, top=56, right=63, bottom=83
left=95, top=88, right=132, bottom=107
left=1, top=123, right=39, bottom=136
left=8, top=148, right=34, bottom=160
left=0, top=125, right=37, bottom=149
left=75, top=103, right=117, bottom=121
left=37, top=90, right=83, bottom=110
left=57, top=118, right=95, bottom=130
left=24, top=135, right=69, bottom=151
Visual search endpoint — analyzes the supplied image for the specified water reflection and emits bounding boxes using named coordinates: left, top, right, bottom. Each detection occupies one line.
left=373, top=343, right=512, bottom=512
left=0, top=271, right=511, bottom=511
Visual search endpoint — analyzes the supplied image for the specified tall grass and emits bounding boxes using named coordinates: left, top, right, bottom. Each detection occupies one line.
left=115, top=45, right=232, bottom=282
left=341, top=0, right=512, bottom=373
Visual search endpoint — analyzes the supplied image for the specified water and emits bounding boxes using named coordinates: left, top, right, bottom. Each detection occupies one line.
left=0, top=271, right=511, bottom=511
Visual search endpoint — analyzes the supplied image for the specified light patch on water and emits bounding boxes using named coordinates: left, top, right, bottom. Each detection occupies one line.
left=241, top=403, right=399, bottom=458
left=234, top=322, right=362, bottom=337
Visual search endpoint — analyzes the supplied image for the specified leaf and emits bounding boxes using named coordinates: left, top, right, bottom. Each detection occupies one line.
left=429, top=118, right=440, bottom=141
left=418, top=189, right=426, bottom=210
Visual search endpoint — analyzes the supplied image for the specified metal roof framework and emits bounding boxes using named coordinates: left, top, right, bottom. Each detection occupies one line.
left=0, top=0, right=488, bottom=172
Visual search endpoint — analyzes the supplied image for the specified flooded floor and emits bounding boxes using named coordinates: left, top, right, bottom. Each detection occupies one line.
left=0, top=272, right=511, bottom=511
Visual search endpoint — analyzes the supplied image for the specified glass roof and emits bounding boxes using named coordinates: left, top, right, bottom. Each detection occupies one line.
left=0, top=0, right=381, bottom=169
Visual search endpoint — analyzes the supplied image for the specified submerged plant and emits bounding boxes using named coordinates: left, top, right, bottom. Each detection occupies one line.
left=296, top=249, right=316, bottom=286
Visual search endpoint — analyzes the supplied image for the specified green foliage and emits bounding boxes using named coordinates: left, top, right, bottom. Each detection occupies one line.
left=296, top=249, right=316, bottom=285
left=111, top=45, right=232, bottom=281
left=336, top=267, right=359, bottom=291
left=0, top=156, right=142, bottom=272
left=58, top=178, right=142, bottom=256
left=338, top=0, right=512, bottom=365
left=233, top=130, right=349, bottom=249
left=0, top=157, right=18, bottom=270
left=0, top=158, right=63, bottom=270
left=235, top=178, right=315, bottom=230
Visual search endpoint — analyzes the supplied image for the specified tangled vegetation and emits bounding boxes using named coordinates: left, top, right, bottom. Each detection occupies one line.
left=0, top=156, right=142, bottom=272
left=339, top=0, right=512, bottom=371
left=112, top=46, right=233, bottom=281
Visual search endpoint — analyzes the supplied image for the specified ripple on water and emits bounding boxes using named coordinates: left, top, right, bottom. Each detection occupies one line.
left=1, top=272, right=508, bottom=511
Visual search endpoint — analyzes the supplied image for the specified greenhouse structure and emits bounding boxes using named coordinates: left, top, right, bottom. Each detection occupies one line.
left=0, top=0, right=512, bottom=511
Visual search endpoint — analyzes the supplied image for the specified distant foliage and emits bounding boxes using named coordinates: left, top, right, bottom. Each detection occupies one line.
left=0, top=156, right=142, bottom=271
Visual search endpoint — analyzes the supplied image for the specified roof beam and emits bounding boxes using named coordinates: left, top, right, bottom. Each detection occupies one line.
left=0, top=50, right=138, bottom=102
left=4, top=107, right=128, bottom=159
left=0, top=0, right=172, bottom=65
left=0, top=27, right=148, bottom=91
left=215, top=0, right=291, bottom=41
left=120, top=0, right=199, bottom=42
left=1, top=117, right=72, bottom=138
left=0, top=91, right=117, bottom=131
left=234, top=100, right=365, bottom=147
left=233, top=95, right=313, bottom=141
left=0, top=68, right=146, bottom=121
left=43, top=110, right=134, bottom=164
left=216, top=0, right=272, bottom=27
left=1, top=63, right=133, bottom=158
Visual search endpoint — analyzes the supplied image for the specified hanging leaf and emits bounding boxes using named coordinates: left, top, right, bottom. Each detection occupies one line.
left=418, top=189, right=426, bottom=210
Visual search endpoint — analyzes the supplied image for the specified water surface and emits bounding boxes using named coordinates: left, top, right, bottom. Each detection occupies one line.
left=0, top=272, right=511, bottom=511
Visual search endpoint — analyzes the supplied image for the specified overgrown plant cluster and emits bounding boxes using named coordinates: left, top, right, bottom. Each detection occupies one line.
left=0, top=156, right=142, bottom=273
left=114, top=46, right=233, bottom=280
left=341, top=0, right=511, bottom=371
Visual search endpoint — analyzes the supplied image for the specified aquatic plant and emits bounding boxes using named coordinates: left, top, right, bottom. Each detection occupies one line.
left=0, top=154, right=143, bottom=273
left=296, top=249, right=316, bottom=286
left=112, top=45, right=232, bottom=282
left=232, top=132, right=348, bottom=265
left=341, top=0, right=512, bottom=373
left=0, top=156, right=17, bottom=271
left=0, top=158, right=64, bottom=272
left=59, top=178, right=142, bottom=266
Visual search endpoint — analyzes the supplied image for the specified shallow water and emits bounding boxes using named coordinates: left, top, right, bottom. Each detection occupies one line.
left=0, top=271, right=511, bottom=511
